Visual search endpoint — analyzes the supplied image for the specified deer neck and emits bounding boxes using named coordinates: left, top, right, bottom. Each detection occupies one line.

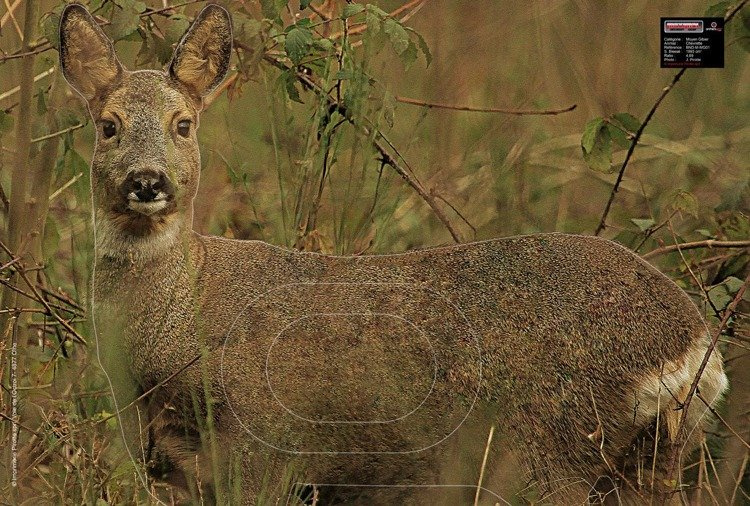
left=93, top=205, right=198, bottom=266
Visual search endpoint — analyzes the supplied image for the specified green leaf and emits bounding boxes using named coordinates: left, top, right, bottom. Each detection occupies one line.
left=278, top=70, right=304, bottom=103
left=165, top=14, right=191, bottom=43
left=723, top=276, right=745, bottom=295
left=400, top=40, right=419, bottom=68
left=342, top=3, right=365, bottom=19
left=383, top=91, right=396, bottom=128
left=408, top=28, right=432, bottom=67
left=313, top=38, right=334, bottom=51
left=606, top=123, right=629, bottom=149
left=383, top=18, right=409, bottom=55
left=300, top=0, right=312, bottom=9
left=365, top=9, right=383, bottom=35
left=607, top=112, right=641, bottom=148
left=233, top=14, right=262, bottom=41
left=285, top=25, right=313, bottom=64
left=708, top=283, right=733, bottom=311
left=608, top=112, right=641, bottom=148
left=40, top=4, right=66, bottom=50
left=581, top=118, right=605, bottom=153
left=611, top=112, right=641, bottom=133
left=366, top=4, right=389, bottom=17
left=581, top=118, right=614, bottom=173
left=631, top=218, right=655, bottom=232
left=105, top=0, right=146, bottom=41
left=671, top=189, right=699, bottom=218
left=261, top=0, right=287, bottom=21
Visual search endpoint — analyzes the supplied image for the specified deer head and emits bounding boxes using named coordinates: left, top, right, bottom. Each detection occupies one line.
left=59, top=3, right=232, bottom=261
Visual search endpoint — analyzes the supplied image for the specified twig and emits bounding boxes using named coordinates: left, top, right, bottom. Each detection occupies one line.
left=2, top=0, right=22, bottom=39
left=642, top=240, right=750, bottom=260
left=0, top=257, right=20, bottom=271
left=36, top=284, right=85, bottom=312
left=695, top=390, right=750, bottom=451
left=0, top=240, right=88, bottom=344
left=140, top=0, right=204, bottom=17
left=730, top=452, right=749, bottom=505
left=0, top=67, right=55, bottom=103
left=0, top=43, right=53, bottom=63
left=48, top=172, right=84, bottom=203
left=307, top=2, right=331, bottom=21
left=395, top=96, right=577, bottom=116
left=593, top=69, right=686, bottom=236
left=205, top=72, right=239, bottom=107
left=0, top=411, right=40, bottom=438
left=97, top=354, right=201, bottom=424
left=31, top=124, right=83, bottom=144
left=0, top=0, right=21, bottom=31
left=0, top=180, right=8, bottom=211
left=594, top=0, right=750, bottom=235
left=474, top=425, right=495, bottom=506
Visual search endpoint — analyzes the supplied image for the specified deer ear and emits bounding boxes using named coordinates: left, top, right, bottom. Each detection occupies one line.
left=169, top=4, right=232, bottom=99
left=59, top=4, right=123, bottom=101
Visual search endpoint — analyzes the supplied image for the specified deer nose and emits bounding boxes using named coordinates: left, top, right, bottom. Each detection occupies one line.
left=123, top=170, right=174, bottom=202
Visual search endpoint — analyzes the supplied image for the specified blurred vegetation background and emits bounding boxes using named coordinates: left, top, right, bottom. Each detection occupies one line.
left=0, top=0, right=748, bottom=503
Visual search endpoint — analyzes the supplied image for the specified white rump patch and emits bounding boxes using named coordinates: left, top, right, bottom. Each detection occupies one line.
left=631, top=338, right=728, bottom=440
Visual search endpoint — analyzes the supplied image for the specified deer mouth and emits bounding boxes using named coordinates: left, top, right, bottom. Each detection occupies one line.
left=127, top=192, right=170, bottom=216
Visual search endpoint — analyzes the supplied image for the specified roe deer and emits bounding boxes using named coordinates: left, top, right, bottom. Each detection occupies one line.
left=59, top=4, right=728, bottom=504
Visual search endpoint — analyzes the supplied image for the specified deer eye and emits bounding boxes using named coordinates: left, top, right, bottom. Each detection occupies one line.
left=101, top=120, right=117, bottom=139
left=177, top=120, right=191, bottom=137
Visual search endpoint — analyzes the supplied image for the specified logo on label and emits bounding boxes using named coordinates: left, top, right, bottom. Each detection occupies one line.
left=664, top=20, right=704, bottom=33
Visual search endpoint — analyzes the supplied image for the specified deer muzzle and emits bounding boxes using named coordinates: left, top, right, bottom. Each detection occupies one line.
left=121, top=170, right=175, bottom=216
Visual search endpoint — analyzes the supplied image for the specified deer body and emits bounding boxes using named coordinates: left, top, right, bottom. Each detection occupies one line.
left=60, top=5, right=728, bottom=504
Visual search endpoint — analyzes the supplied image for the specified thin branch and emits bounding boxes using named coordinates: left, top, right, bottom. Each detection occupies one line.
left=97, top=354, right=201, bottom=424
left=307, top=2, right=331, bottom=21
left=2, top=0, right=22, bottom=39
left=593, top=68, right=686, bottom=236
left=48, top=172, right=84, bottom=203
left=0, top=240, right=88, bottom=345
left=474, top=425, right=495, bottom=506
left=664, top=271, right=750, bottom=492
left=594, top=0, right=750, bottom=236
left=395, top=96, right=577, bottom=116
left=0, top=43, right=53, bottom=63
left=695, top=390, right=750, bottom=451
left=642, top=240, right=750, bottom=260
left=0, top=0, right=22, bottom=31
left=0, top=67, right=55, bottom=103
left=139, top=0, right=205, bottom=17
left=31, top=124, right=83, bottom=144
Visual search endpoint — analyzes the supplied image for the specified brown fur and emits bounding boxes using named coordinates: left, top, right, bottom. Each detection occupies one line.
left=60, top=5, right=727, bottom=505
